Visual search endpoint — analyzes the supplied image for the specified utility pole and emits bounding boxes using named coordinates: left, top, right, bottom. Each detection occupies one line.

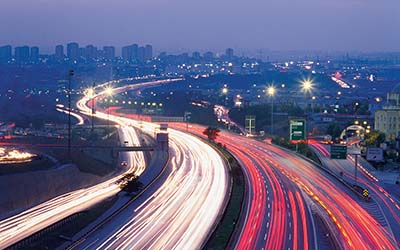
left=271, top=98, right=274, bottom=135
left=354, top=154, right=358, bottom=186
left=91, top=81, right=95, bottom=131
left=68, top=70, right=74, bottom=160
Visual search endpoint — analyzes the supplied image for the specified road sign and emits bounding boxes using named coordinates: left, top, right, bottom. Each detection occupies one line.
left=363, top=189, right=369, bottom=198
left=184, top=111, right=192, bottom=122
left=330, top=144, right=347, bottom=159
left=245, top=116, right=256, bottom=135
left=290, top=119, right=306, bottom=141
left=366, top=147, right=383, bottom=162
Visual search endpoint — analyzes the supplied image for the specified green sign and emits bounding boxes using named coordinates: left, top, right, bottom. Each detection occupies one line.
left=290, top=119, right=306, bottom=141
left=184, top=112, right=192, bottom=121
left=245, top=116, right=256, bottom=135
left=330, top=145, right=347, bottom=159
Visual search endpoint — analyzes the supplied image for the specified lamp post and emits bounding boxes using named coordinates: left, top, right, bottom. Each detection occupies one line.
left=105, top=87, right=113, bottom=129
left=267, top=85, right=276, bottom=136
left=222, top=84, right=228, bottom=106
left=85, top=84, right=95, bottom=131
left=301, top=79, right=314, bottom=140
left=67, top=70, right=74, bottom=161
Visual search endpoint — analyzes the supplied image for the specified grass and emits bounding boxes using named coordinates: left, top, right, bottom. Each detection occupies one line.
left=204, top=143, right=245, bottom=250
left=272, top=137, right=322, bottom=165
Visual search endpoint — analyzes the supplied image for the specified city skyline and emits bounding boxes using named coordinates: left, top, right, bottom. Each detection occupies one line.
left=0, top=0, right=399, bottom=53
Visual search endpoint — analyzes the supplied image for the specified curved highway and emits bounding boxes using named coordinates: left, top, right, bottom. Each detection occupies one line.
left=171, top=123, right=398, bottom=250
left=70, top=80, right=230, bottom=249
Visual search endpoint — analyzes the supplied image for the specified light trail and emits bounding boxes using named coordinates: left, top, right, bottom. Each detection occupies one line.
left=171, top=123, right=398, bottom=249
left=310, top=140, right=400, bottom=245
left=0, top=80, right=181, bottom=249
left=70, top=79, right=229, bottom=249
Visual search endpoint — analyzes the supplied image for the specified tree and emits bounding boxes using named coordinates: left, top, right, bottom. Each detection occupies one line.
left=117, top=173, right=143, bottom=193
left=326, top=123, right=342, bottom=139
left=203, top=126, right=221, bottom=141
left=364, top=131, right=386, bottom=147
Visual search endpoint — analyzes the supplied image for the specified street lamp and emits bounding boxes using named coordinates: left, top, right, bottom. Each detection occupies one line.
left=67, top=70, right=74, bottom=161
left=267, top=85, right=276, bottom=136
left=301, top=79, right=314, bottom=140
left=85, top=84, right=95, bottom=131
left=104, top=86, right=113, bottom=128
left=222, top=84, right=228, bottom=94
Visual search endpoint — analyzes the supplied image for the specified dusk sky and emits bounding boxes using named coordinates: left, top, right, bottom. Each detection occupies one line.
left=1, top=0, right=399, bottom=53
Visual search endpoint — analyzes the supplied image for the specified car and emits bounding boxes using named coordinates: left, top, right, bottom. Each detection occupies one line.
left=120, top=161, right=128, bottom=167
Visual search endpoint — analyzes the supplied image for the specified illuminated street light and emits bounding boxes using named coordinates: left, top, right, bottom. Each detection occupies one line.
left=267, top=85, right=276, bottom=135
left=267, top=85, right=276, bottom=97
left=301, top=79, right=313, bottom=93
left=105, top=86, right=113, bottom=96
left=222, top=86, right=228, bottom=94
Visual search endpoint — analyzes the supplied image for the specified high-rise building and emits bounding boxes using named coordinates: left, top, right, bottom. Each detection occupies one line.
left=85, top=45, right=97, bottom=60
left=122, top=45, right=132, bottom=61
left=30, top=46, right=39, bottom=61
left=15, top=46, right=30, bottom=62
left=137, top=46, right=145, bottom=62
left=79, top=47, right=86, bottom=58
left=55, top=45, right=64, bottom=60
left=225, top=48, right=234, bottom=60
left=131, top=44, right=138, bottom=60
left=192, top=51, right=201, bottom=60
left=203, top=51, right=214, bottom=60
left=67, top=42, right=79, bottom=61
left=144, top=45, right=153, bottom=61
left=122, top=44, right=139, bottom=62
left=103, top=46, right=115, bottom=60
left=0, top=45, right=12, bottom=62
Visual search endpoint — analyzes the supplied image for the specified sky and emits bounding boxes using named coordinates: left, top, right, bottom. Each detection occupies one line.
left=0, top=0, right=399, bottom=53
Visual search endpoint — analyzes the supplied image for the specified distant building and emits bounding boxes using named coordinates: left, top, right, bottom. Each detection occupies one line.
left=103, top=46, right=115, bottom=60
left=225, top=48, right=234, bottom=60
left=79, top=47, right=86, bottom=58
left=55, top=45, right=64, bottom=60
left=203, top=51, right=214, bottom=60
left=122, top=45, right=131, bottom=61
left=30, top=46, right=39, bottom=61
left=138, top=46, right=145, bottom=62
left=375, top=84, right=400, bottom=140
left=0, top=45, right=12, bottom=62
left=131, top=44, right=139, bottom=59
left=192, top=51, right=201, bottom=60
left=85, top=45, right=97, bottom=60
left=67, top=42, right=79, bottom=61
left=144, top=45, right=153, bottom=61
left=122, top=44, right=139, bottom=62
left=15, top=46, right=30, bottom=62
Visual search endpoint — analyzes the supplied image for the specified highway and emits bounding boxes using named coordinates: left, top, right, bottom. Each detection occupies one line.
left=171, top=123, right=398, bottom=250
left=310, top=140, right=400, bottom=244
left=0, top=79, right=176, bottom=248
left=0, top=125, right=145, bottom=249
left=69, top=80, right=229, bottom=249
